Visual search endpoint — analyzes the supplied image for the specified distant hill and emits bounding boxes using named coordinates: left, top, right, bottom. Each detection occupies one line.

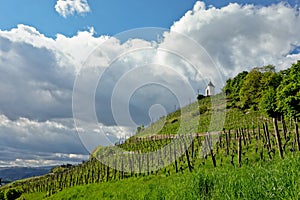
left=0, top=166, right=53, bottom=183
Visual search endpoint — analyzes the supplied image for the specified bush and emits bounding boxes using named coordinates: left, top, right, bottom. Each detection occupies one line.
left=199, top=105, right=208, bottom=114
left=0, top=191, right=4, bottom=200
left=197, top=94, right=205, bottom=101
left=5, top=188, right=22, bottom=200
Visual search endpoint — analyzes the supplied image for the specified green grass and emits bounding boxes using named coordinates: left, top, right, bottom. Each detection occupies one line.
left=20, top=153, right=300, bottom=200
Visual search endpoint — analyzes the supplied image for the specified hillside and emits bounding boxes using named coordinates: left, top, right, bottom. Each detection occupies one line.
left=0, top=62, right=299, bottom=200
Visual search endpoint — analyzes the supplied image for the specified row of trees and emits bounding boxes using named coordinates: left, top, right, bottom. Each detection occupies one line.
left=224, top=61, right=300, bottom=158
left=224, top=61, right=299, bottom=120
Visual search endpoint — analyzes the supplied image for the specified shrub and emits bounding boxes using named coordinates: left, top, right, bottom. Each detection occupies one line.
left=199, top=105, right=208, bottom=114
left=0, top=191, right=4, bottom=200
left=197, top=94, right=205, bottom=101
left=5, top=188, right=22, bottom=200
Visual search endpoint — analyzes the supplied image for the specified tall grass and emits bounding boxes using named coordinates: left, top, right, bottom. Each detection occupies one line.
left=21, top=153, right=300, bottom=200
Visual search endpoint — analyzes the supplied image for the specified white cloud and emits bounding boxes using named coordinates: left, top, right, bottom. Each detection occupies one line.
left=0, top=115, right=90, bottom=167
left=169, top=2, right=300, bottom=78
left=55, top=0, right=91, bottom=18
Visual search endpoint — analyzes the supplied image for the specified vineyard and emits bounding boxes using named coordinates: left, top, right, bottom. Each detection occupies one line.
left=0, top=63, right=299, bottom=199
left=0, top=97, right=299, bottom=199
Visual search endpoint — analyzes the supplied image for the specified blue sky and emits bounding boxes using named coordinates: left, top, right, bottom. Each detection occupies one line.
left=0, top=0, right=300, bottom=167
left=0, top=0, right=297, bottom=38
left=0, top=0, right=199, bottom=37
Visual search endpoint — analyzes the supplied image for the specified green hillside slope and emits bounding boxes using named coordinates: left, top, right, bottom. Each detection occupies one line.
left=1, top=62, right=299, bottom=200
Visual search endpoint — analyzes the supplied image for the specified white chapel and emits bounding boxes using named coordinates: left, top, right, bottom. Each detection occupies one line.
left=205, top=81, right=215, bottom=96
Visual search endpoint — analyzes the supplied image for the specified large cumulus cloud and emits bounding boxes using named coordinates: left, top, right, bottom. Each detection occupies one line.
left=170, top=1, right=300, bottom=77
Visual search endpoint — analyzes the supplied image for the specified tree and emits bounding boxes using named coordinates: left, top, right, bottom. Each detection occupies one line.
left=276, top=61, right=300, bottom=151
left=136, top=125, right=145, bottom=134
left=276, top=62, right=300, bottom=118
left=260, top=69, right=281, bottom=91
left=260, top=88, right=283, bottom=158
left=223, top=71, right=248, bottom=108
left=258, top=65, right=282, bottom=116
left=239, top=65, right=279, bottom=110
left=256, top=65, right=276, bottom=73
left=239, top=69, right=262, bottom=110
left=260, top=88, right=278, bottom=118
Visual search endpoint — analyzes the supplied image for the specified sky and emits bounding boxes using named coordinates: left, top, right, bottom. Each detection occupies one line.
left=0, top=0, right=300, bottom=167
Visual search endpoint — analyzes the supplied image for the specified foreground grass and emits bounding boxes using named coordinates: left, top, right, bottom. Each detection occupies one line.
left=21, top=153, right=300, bottom=200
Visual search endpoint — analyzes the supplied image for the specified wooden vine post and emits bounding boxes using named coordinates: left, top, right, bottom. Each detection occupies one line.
left=281, top=115, right=287, bottom=142
left=295, top=117, right=300, bottom=151
left=205, top=135, right=216, bottom=168
left=238, top=131, right=242, bottom=167
left=225, top=130, right=229, bottom=156
left=273, top=118, right=283, bottom=159
left=173, top=143, right=178, bottom=173
left=263, top=122, right=272, bottom=152
left=183, top=138, right=193, bottom=172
